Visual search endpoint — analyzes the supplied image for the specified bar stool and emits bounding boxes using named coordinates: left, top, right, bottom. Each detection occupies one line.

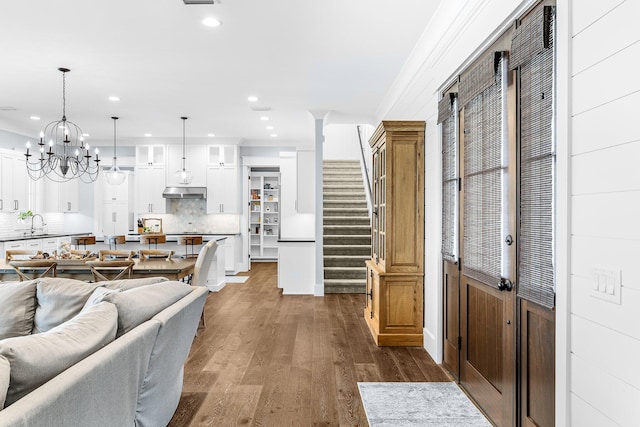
left=72, top=235, right=96, bottom=251
left=178, top=235, right=203, bottom=258
left=140, top=233, right=166, bottom=250
left=105, top=235, right=126, bottom=250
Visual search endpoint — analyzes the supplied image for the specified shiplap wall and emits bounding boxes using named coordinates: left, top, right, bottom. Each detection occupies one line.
left=570, top=0, right=640, bottom=425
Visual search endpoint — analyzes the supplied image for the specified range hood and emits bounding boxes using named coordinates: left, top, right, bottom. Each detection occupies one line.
left=162, top=187, right=207, bottom=199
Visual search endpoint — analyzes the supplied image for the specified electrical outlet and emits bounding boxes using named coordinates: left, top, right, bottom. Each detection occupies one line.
left=590, top=267, right=622, bottom=305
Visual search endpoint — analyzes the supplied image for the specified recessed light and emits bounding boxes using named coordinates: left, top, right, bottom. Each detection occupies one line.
left=30, top=116, right=40, bottom=120
left=270, top=133, right=278, bottom=137
left=207, top=133, right=215, bottom=137
left=260, top=116, right=269, bottom=121
left=108, top=96, right=120, bottom=102
left=247, top=96, right=258, bottom=102
left=266, top=126, right=274, bottom=130
left=82, top=133, right=90, bottom=137
left=144, top=133, right=152, bottom=137
left=202, top=17, right=221, bottom=27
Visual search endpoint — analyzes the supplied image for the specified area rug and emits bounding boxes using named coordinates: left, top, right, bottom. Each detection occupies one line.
left=225, top=276, right=249, bottom=283
left=358, top=382, right=491, bottom=427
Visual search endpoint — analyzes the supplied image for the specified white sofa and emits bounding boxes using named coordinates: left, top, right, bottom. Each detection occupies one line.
left=0, top=276, right=208, bottom=427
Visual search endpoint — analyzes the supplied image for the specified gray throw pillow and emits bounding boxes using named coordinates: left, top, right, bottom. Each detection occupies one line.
left=81, top=287, right=122, bottom=313
left=101, top=276, right=168, bottom=291
left=0, top=302, right=117, bottom=407
left=0, top=355, right=9, bottom=409
left=33, top=278, right=102, bottom=333
left=0, top=280, right=38, bottom=339
left=93, top=281, right=192, bottom=337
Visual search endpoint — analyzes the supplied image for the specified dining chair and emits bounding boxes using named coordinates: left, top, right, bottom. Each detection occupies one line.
left=98, top=250, right=134, bottom=261
left=139, top=249, right=174, bottom=261
left=8, top=259, right=57, bottom=281
left=190, top=240, right=217, bottom=330
left=86, top=259, right=135, bottom=282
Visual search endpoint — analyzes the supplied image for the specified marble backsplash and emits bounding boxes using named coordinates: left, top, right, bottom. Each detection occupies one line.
left=139, top=199, right=240, bottom=234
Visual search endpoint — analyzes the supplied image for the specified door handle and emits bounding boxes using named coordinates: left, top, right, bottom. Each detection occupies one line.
left=0, top=199, right=3, bottom=210
left=112, top=212, right=116, bottom=222
left=67, top=202, right=71, bottom=211
left=497, top=278, right=513, bottom=292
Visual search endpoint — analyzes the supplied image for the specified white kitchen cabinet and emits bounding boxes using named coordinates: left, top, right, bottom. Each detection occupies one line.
left=135, top=166, right=166, bottom=214
left=41, top=236, right=58, bottom=253
left=166, top=145, right=207, bottom=186
left=136, top=145, right=165, bottom=166
left=0, top=150, right=28, bottom=213
left=207, top=145, right=237, bottom=167
left=206, top=167, right=238, bottom=214
left=43, top=179, right=79, bottom=213
left=101, top=200, right=129, bottom=236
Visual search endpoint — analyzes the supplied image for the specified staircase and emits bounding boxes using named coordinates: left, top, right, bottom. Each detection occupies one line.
left=323, top=160, right=371, bottom=293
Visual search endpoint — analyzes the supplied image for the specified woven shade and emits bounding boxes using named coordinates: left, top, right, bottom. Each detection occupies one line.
left=517, top=9, right=555, bottom=309
left=459, top=52, right=500, bottom=108
left=511, top=5, right=554, bottom=69
left=441, top=97, right=458, bottom=262
left=438, top=93, right=456, bottom=124
left=462, top=58, right=504, bottom=287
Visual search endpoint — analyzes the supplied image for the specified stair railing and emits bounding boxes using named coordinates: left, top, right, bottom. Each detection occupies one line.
left=356, top=125, right=374, bottom=219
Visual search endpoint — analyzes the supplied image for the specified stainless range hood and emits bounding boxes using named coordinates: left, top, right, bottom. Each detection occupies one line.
left=162, top=187, right=207, bottom=199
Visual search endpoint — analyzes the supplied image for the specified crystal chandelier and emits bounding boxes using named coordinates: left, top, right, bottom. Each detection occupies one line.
left=105, top=116, right=126, bottom=185
left=25, top=67, right=100, bottom=182
left=175, top=116, right=194, bottom=184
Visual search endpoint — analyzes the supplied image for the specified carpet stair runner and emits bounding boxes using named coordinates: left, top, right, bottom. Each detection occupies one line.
left=323, top=160, right=371, bottom=293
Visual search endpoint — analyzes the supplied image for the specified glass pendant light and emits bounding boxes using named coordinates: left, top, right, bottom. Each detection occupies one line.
left=105, top=116, right=126, bottom=185
left=175, top=116, right=194, bottom=184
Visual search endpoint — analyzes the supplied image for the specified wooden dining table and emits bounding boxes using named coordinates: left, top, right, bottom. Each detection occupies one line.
left=0, top=257, right=196, bottom=282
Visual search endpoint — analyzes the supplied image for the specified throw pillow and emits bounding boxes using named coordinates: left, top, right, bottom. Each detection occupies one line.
left=0, top=280, right=38, bottom=339
left=102, top=276, right=168, bottom=291
left=80, top=287, right=122, bottom=313
left=33, top=278, right=102, bottom=333
left=93, top=281, right=192, bottom=337
left=0, top=355, right=9, bottom=409
left=0, top=302, right=117, bottom=407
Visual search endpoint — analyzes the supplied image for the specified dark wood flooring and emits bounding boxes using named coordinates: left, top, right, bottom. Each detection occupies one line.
left=169, top=262, right=449, bottom=427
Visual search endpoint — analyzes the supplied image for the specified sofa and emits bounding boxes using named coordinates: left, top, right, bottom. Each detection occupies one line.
left=0, top=276, right=208, bottom=427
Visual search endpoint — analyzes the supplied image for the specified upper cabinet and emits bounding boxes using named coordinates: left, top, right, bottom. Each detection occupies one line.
left=0, top=150, right=28, bottom=213
left=43, top=179, right=79, bottom=213
left=136, top=145, right=165, bottom=166
left=208, top=145, right=237, bottom=168
left=134, top=166, right=166, bottom=214
left=166, top=145, right=207, bottom=187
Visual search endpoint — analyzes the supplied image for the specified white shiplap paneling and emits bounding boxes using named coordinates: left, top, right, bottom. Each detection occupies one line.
left=571, top=354, right=640, bottom=426
left=572, top=90, right=640, bottom=155
left=571, top=315, right=640, bottom=390
left=572, top=42, right=640, bottom=115
left=572, top=140, right=640, bottom=195
left=571, top=394, right=620, bottom=427
left=571, top=191, right=640, bottom=239
left=571, top=0, right=624, bottom=36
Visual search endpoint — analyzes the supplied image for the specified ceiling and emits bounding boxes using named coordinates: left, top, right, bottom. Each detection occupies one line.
left=0, top=0, right=440, bottom=147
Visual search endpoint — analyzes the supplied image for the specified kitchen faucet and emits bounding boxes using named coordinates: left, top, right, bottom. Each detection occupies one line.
left=30, top=214, right=46, bottom=235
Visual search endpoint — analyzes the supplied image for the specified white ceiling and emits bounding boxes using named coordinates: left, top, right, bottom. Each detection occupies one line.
left=0, top=0, right=440, bottom=146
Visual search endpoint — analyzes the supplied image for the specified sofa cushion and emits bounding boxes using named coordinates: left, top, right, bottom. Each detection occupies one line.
left=93, top=281, right=192, bottom=337
left=0, top=355, right=9, bottom=409
left=102, top=276, right=168, bottom=291
left=33, top=278, right=102, bottom=333
left=0, top=302, right=117, bottom=407
left=81, top=287, right=122, bottom=313
left=0, top=280, right=38, bottom=339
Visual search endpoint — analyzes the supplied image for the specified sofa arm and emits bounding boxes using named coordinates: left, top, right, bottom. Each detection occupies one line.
left=135, top=286, right=208, bottom=427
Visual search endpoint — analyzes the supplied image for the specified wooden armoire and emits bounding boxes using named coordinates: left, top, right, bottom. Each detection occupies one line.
left=364, top=121, right=425, bottom=346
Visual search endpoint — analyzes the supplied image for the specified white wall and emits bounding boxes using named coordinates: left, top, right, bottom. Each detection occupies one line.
left=323, top=124, right=362, bottom=160
left=569, top=1, right=640, bottom=425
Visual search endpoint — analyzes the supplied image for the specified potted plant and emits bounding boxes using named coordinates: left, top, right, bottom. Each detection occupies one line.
left=17, top=210, right=33, bottom=223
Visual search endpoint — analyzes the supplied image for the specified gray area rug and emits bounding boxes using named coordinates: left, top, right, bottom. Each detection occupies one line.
left=358, top=382, right=491, bottom=427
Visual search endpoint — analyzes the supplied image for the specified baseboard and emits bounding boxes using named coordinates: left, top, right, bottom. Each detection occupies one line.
left=206, top=280, right=226, bottom=292
left=314, top=283, right=324, bottom=296
left=423, top=327, right=443, bottom=363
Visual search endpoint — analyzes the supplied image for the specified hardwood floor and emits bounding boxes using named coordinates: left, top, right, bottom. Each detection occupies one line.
left=169, top=262, right=449, bottom=427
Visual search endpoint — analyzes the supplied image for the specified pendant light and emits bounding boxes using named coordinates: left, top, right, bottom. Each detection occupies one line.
left=175, top=116, right=194, bottom=184
left=105, top=116, right=126, bottom=185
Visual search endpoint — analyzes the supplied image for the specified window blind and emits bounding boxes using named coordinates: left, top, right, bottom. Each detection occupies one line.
left=517, top=6, right=556, bottom=309
left=462, top=56, right=504, bottom=287
left=441, top=93, right=458, bottom=262
left=511, top=5, right=554, bottom=70
left=459, top=51, right=500, bottom=108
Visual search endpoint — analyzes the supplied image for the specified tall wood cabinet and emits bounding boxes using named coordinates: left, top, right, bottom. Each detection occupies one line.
left=365, top=121, right=425, bottom=346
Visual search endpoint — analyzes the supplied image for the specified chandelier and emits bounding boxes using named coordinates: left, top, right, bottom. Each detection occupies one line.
left=25, top=67, right=100, bottom=182
left=105, top=116, right=126, bottom=185
left=175, top=116, right=194, bottom=184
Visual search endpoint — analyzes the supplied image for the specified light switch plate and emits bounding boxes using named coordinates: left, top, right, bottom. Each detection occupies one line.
left=590, top=267, right=622, bottom=305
